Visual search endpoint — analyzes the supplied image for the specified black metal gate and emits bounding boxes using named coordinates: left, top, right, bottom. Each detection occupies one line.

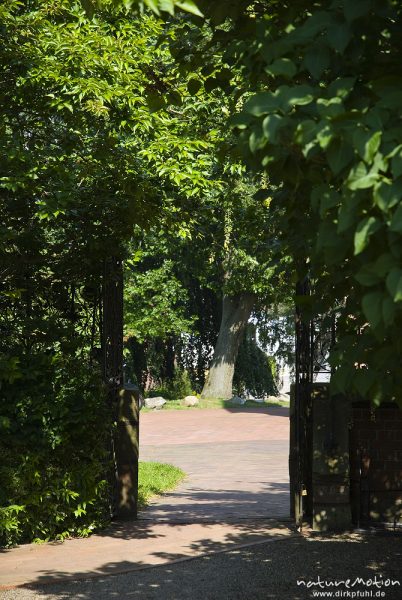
left=291, top=279, right=336, bottom=526
left=101, top=256, right=124, bottom=516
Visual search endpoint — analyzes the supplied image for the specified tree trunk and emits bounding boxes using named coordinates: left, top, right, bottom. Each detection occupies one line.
left=201, top=293, right=255, bottom=399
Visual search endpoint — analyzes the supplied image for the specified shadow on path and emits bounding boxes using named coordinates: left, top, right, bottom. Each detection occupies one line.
left=139, top=482, right=290, bottom=522
left=6, top=533, right=402, bottom=600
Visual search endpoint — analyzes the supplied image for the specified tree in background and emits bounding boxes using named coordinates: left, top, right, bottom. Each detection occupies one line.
left=123, top=173, right=291, bottom=399
left=133, top=0, right=402, bottom=407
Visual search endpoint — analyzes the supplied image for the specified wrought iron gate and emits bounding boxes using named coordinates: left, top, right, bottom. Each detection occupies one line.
left=101, top=256, right=124, bottom=516
left=292, top=279, right=336, bottom=526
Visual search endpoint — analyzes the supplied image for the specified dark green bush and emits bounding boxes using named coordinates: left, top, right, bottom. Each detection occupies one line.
left=0, top=356, right=111, bottom=547
left=147, top=368, right=193, bottom=400
left=165, top=368, right=193, bottom=399
left=233, top=328, right=278, bottom=398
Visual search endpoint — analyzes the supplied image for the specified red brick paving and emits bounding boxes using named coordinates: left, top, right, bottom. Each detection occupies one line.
left=0, top=406, right=291, bottom=590
left=140, top=407, right=289, bottom=445
left=140, top=406, right=290, bottom=521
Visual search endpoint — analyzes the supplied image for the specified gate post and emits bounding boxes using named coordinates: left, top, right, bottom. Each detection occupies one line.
left=311, top=385, right=352, bottom=531
left=114, top=384, right=140, bottom=519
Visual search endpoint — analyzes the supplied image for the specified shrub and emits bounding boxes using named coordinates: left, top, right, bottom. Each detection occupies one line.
left=233, top=330, right=278, bottom=398
left=0, top=356, right=111, bottom=547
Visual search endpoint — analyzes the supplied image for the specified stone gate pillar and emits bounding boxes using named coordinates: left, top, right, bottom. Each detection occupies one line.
left=311, top=384, right=352, bottom=531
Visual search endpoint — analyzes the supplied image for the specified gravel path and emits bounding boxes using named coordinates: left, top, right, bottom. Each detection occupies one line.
left=2, top=532, right=401, bottom=600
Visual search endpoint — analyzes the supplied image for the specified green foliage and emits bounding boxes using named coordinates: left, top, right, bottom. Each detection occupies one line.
left=86, top=0, right=203, bottom=18
left=1, top=0, right=219, bottom=545
left=233, top=326, right=278, bottom=398
left=166, top=368, right=193, bottom=399
left=0, top=360, right=110, bottom=547
left=146, top=368, right=193, bottom=400
left=124, top=258, right=194, bottom=342
left=183, top=0, right=402, bottom=406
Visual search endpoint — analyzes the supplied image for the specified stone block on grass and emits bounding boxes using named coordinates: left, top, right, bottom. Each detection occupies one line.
left=183, top=395, right=199, bottom=407
left=230, top=395, right=246, bottom=405
left=145, top=396, right=166, bottom=409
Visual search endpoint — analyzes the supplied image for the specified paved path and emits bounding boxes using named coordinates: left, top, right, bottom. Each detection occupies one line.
left=139, top=406, right=290, bottom=521
left=0, top=406, right=291, bottom=591
left=2, top=407, right=401, bottom=599
left=3, top=532, right=402, bottom=599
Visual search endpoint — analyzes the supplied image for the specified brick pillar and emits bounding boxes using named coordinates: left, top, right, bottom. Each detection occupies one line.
left=311, top=384, right=352, bottom=531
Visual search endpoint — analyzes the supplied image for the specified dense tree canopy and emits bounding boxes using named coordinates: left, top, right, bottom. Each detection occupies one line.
left=3, top=0, right=402, bottom=548
left=223, top=0, right=402, bottom=405
left=144, top=0, right=402, bottom=406
left=0, top=0, right=220, bottom=545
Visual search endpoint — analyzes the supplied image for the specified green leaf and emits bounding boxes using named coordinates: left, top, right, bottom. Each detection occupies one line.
left=303, top=45, right=330, bottom=79
left=262, top=114, right=284, bottom=143
left=204, top=77, right=219, bottom=92
left=230, top=112, right=253, bottom=130
left=187, top=78, right=202, bottom=95
left=386, top=268, right=402, bottom=301
left=373, top=253, right=397, bottom=276
left=0, top=416, right=11, bottom=430
left=80, top=0, right=95, bottom=17
left=295, top=120, right=316, bottom=146
left=337, top=203, right=355, bottom=233
left=362, top=291, right=383, bottom=328
left=355, top=264, right=381, bottom=287
left=327, top=77, right=356, bottom=99
left=316, top=123, right=333, bottom=150
left=346, top=162, right=378, bottom=190
left=354, top=368, right=377, bottom=397
left=175, top=0, right=204, bottom=17
left=146, top=93, right=166, bottom=112
left=249, top=127, right=266, bottom=153
left=159, top=0, right=174, bottom=15
left=364, top=131, right=382, bottom=163
left=265, top=58, right=297, bottom=79
left=391, top=148, right=402, bottom=178
left=144, top=0, right=160, bottom=14
left=327, top=22, right=352, bottom=53
left=382, top=296, right=396, bottom=326
left=327, top=139, right=354, bottom=175
left=354, top=216, right=380, bottom=255
left=353, top=129, right=382, bottom=163
left=317, top=97, right=345, bottom=119
left=166, top=90, right=182, bottom=106
left=295, top=11, right=332, bottom=40
left=344, top=0, right=371, bottom=23
left=244, top=92, right=280, bottom=117
left=318, top=187, right=340, bottom=216
left=390, top=205, right=402, bottom=233
left=373, top=180, right=402, bottom=211
left=279, top=85, right=314, bottom=111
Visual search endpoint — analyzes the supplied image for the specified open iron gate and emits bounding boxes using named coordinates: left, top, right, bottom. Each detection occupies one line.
left=291, top=279, right=336, bottom=526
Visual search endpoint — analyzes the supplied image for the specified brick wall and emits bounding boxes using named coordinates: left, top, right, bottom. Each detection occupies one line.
left=349, top=402, right=402, bottom=525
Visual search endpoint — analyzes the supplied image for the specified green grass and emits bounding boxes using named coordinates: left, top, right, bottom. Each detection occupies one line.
left=142, top=396, right=289, bottom=412
left=138, top=461, right=186, bottom=509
